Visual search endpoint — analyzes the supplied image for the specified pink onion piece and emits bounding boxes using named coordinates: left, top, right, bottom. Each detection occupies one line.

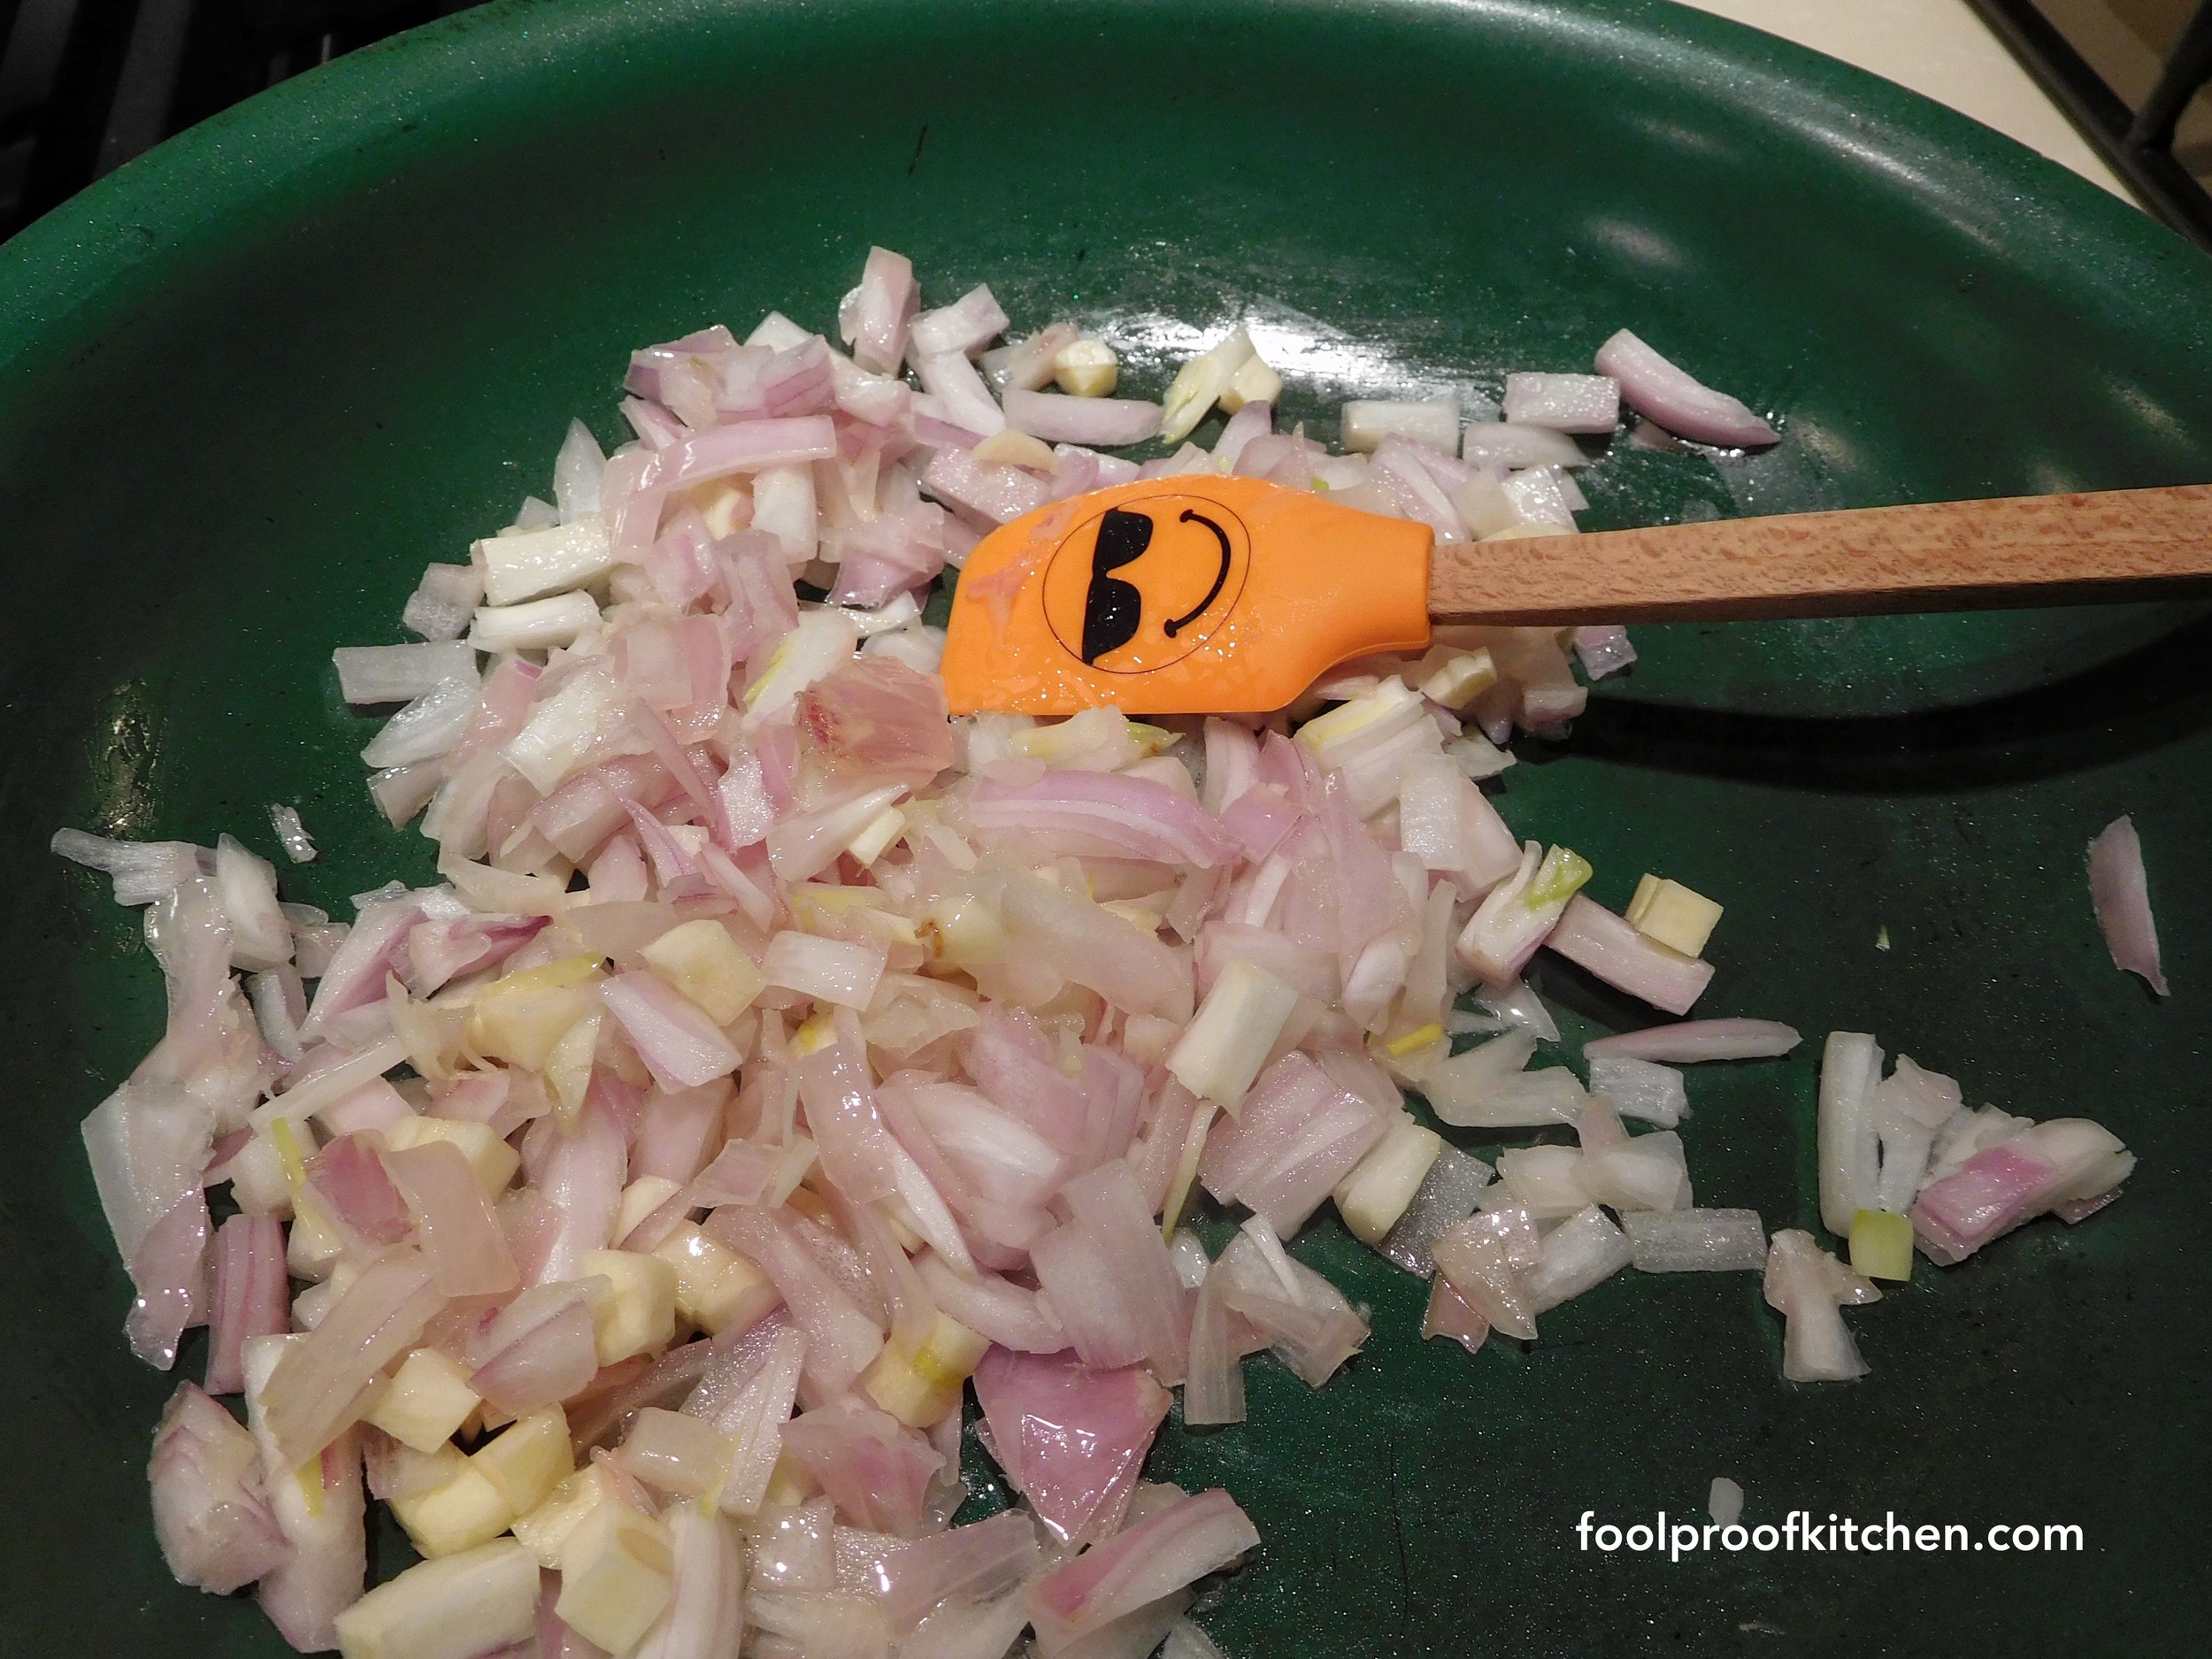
left=913, top=1253, right=1067, bottom=1353
left=839, top=247, right=919, bottom=374
left=205, top=1214, right=289, bottom=1395
left=1583, top=1018, right=1801, bottom=1063
left=468, top=1281, right=603, bottom=1414
left=701, top=1322, right=807, bottom=1514
left=403, top=914, right=549, bottom=996
left=1199, top=1052, right=1391, bottom=1235
left=1002, top=389, right=1164, bottom=447
left=910, top=283, right=1010, bottom=358
left=1421, top=1278, right=1490, bottom=1356
left=913, top=349, right=1008, bottom=437
left=149, top=1379, right=292, bottom=1594
left=708, top=1206, right=885, bottom=1397
left=1028, top=1487, right=1259, bottom=1653
left=533, top=1102, right=627, bottom=1283
left=601, top=971, right=742, bottom=1091
left=1542, top=894, right=1714, bottom=1016
left=127, top=1191, right=212, bottom=1370
left=971, top=770, right=1238, bottom=870
left=973, top=1348, right=1171, bottom=1546
left=995, top=864, right=1197, bottom=1024
left=382, top=1140, right=520, bottom=1298
left=794, top=1010, right=903, bottom=1204
left=1030, top=1164, right=1189, bottom=1380
left=1909, top=1118, right=2130, bottom=1264
left=2088, top=813, right=2168, bottom=996
left=781, top=1395, right=945, bottom=1538
left=260, top=1249, right=444, bottom=1466
left=919, top=446, right=1051, bottom=525
left=303, top=1132, right=415, bottom=1253
left=1594, top=328, right=1778, bottom=449
left=298, top=895, right=425, bottom=1041
left=796, top=657, right=954, bottom=794
left=655, top=416, right=839, bottom=491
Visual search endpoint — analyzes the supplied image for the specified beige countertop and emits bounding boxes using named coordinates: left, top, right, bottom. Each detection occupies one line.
left=1669, top=0, right=2134, bottom=201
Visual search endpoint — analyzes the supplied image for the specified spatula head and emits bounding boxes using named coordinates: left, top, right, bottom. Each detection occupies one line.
left=941, top=474, right=1433, bottom=715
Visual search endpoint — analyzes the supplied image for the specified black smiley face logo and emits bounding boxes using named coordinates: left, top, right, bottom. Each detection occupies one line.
left=1041, top=493, right=1252, bottom=674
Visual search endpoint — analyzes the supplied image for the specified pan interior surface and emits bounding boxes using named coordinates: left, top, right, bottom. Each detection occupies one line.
left=2, top=1, right=2208, bottom=1653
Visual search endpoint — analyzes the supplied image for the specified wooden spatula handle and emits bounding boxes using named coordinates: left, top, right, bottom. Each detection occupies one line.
left=1426, top=482, right=2212, bottom=625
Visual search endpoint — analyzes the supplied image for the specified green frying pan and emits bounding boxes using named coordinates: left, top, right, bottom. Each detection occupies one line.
left=2, top=1, right=2208, bottom=1653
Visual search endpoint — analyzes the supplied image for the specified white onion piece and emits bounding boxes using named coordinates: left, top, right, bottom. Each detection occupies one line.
left=763, top=931, right=888, bottom=1012
left=1340, top=397, right=1457, bottom=454
left=1763, top=1230, right=1876, bottom=1383
left=1579, top=1131, right=1691, bottom=1213
left=1583, top=1018, right=1801, bottom=1063
left=1434, top=1064, right=1585, bottom=1132
left=1520, top=1203, right=1632, bottom=1313
left=1594, top=328, right=1778, bottom=449
left=903, top=1588, right=1036, bottom=1659
left=1377, top=1143, right=1493, bottom=1277
left=53, top=828, right=211, bottom=906
left=1624, top=1208, right=1768, bottom=1272
left=265, top=804, right=318, bottom=864
left=1477, top=977, right=1561, bottom=1042
left=1501, top=373, right=1618, bottom=434
left=2087, top=814, right=2168, bottom=995
left=474, top=514, right=616, bottom=607
left=910, top=283, right=1010, bottom=359
left=468, top=590, right=600, bottom=654
left=1493, top=1145, right=1593, bottom=1220
left=1586, top=1055, right=1686, bottom=1126
left=242, top=1336, right=367, bottom=1651
left=1417, top=1030, right=1535, bottom=1122
left=331, top=641, right=477, bottom=705
left=1816, top=1032, right=1884, bottom=1236
left=360, top=675, right=480, bottom=769
left=401, top=563, right=484, bottom=642
left=553, top=417, right=606, bottom=521
left=1571, top=625, right=1637, bottom=680
left=1183, top=1253, right=1246, bottom=1428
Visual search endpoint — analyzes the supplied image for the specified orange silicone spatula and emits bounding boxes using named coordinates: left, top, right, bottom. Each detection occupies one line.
left=939, top=473, right=2212, bottom=715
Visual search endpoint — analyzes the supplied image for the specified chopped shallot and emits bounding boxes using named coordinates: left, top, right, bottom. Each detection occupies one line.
left=57, top=245, right=2139, bottom=1659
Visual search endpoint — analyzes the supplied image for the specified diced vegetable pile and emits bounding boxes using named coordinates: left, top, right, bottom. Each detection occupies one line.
left=57, top=245, right=2140, bottom=1658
